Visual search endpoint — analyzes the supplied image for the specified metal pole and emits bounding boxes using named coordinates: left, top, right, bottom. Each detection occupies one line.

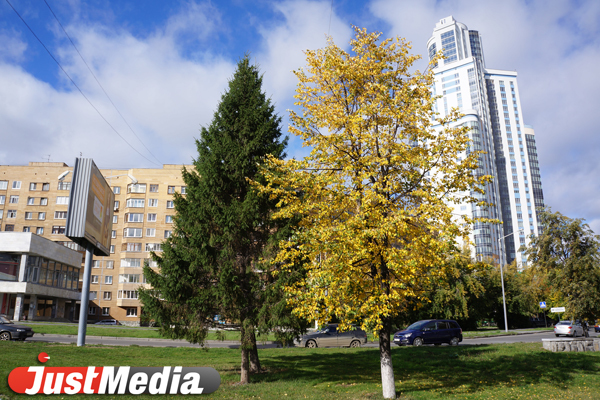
left=499, top=263, right=509, bottom=332
left=77, top=242, right=94, bottom=346
left=496, top=228, right=523, bottom=333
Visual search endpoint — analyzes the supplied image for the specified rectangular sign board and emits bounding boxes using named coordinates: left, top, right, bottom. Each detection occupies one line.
left=65, top=158, right=114, bottom=256
left=551, top=307, right=566, bottom=313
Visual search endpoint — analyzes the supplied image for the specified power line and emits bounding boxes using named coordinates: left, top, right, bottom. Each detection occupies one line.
left=4, top=0, right=161, bottom=167
left=42, top=0, right=162, bottom=166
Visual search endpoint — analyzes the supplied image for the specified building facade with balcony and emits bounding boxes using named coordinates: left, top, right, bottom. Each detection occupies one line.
left=0, top=162, right=189, bottom=324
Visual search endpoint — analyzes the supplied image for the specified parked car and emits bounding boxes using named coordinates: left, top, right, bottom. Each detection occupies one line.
left=393, top=319, right=462, bottom=346
left=595, top=320, right=600, bottom=333
left=554, top=320, right=584, bottom=337
left=299, top=324, right=367, bottom=348
left=0, top=315, right=35, bottom=341
left=94, top=319, right=120, bottom=325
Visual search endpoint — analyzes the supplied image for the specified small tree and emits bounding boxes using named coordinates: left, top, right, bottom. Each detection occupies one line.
left=257, top=28, right=490, bottom=399
left=139, top=56, right=302, bottom=384
left=524, top=208, right=600, bottom=321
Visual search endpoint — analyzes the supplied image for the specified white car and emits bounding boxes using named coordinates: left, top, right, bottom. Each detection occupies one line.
left=554, top=320, right=584, bottom=337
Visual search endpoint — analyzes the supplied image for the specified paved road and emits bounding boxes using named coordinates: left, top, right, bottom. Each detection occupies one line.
left=27, top=330, right=599, bottom=348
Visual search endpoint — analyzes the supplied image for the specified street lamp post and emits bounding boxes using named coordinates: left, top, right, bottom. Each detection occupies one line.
left=497, top=229, right=524, bottom=332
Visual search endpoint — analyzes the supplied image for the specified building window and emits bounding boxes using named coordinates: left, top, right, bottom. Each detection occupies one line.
left=104, top=276, right=113, bottom=284
left=146, top=228, right=155, bottom=237
left=166, top=201, right=174, bottom=209
left=93, top=260, right=101, bottom=268
left=146, top=243, right=162, bottom=252
left=123, top=228, right=142, bottom=237
left=103, top=292, right=112, bottom=300
left=126, top=213, right=144, bottom=223
left=5, top=225, right=14, bottom=231
left=25, top=212, right=33, bottom=220
left=38, top=212, right=46, bottom=220
left=119, top=274, right=140, bottom=283
left=102, top=307, right=110, bottom=316
left=7, top=210, right=17, bottom=218
left=27, top=197, right=35, bottom=205
left=42, top=183, right=50, bottom=191
left=56, top=196, right=69, bottom=205
left=9, top=195, right=19, bottom=204
left=110, top=245, right=115, bottom=254
left=123, top=243, right=142, bottom=252
left=91, top=275, right=99, bottom=284
left=128, top=184, right=147, bottom=194
left=0, top=195, right=4, bottom=204
left=148, top=199, right=158, bottom=207
left=165, top=215, right=173, bottom=223
left=52, top=226, right=65, bottom=234
left=0, top=210, right=3, bottom=219
left=114, top=201, right=120, bottom=211
left=113, top=215, right=118, bottom=223
left=88, top=306, right=96, bottom=315
left=36, top=227, right=44, bottom=235
left=167, top=186, right=175, bottom=194
left=106, top=260, right=114, bottom=269
left=113, top=186, right=121, bottom=194
left=147, top=213, right=157, bottom=222
left=23, top=226, right=31, bottom=232
left=181, top=186, right=187, bottom=194
left=126, top=308, right=138, bottom=317
left=112, top=230, right=116, bottom=238
left=118, top=290, right=139, bottom=299
left=121, top=258, right=141, bottom=268
left=54, top=211, right=68, bottom=219
left=12, top=181, right=21, bottom=189
left=40, top=198, right=48, bottom=205
left=149, top=184, right=159, bottom=193
left=164, top=230, right=172, bottom=239
left=57, top=181, right=71, bottom=191
left=126, top=198, right=145, bottom=208
left=0, top=180, right=7, bottom=190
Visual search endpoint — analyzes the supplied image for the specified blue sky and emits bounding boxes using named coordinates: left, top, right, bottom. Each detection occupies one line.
left=1, top=0, right=600, bottom=233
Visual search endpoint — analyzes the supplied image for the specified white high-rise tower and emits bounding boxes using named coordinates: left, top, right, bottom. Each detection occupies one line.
left=427, top=16, right=544, bottom=267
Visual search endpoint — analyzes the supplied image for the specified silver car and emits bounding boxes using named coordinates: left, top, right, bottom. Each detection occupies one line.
left=299, top=324, right=367, bottom=348
left=554, top=320, right=584, bottom=337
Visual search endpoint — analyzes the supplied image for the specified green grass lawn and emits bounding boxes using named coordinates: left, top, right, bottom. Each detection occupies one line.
left=25, top=323, right=278, bottom=341
left=1, top=340, right=599, bottom=399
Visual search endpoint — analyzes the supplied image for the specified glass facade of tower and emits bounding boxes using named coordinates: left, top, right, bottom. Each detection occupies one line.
left=428, top=16, right=545, bottom=267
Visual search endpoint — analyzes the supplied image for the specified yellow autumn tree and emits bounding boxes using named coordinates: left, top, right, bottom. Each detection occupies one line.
left=257, top=28, right=490, bottom=399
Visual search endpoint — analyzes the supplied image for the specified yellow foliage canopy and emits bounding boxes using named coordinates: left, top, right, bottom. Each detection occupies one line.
left=256, top=28, right=490, bottom=334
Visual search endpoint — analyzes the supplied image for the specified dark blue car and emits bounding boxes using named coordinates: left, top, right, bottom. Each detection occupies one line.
left=393, top=319, right=462, bottom=346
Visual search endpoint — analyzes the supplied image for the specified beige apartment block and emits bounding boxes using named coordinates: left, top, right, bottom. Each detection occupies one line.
left=0, top=161, right=190, bottom=325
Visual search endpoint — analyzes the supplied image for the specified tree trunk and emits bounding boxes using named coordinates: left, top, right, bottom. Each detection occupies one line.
left=249, top=329, right=261, bottom=373
left=379, top=320, right=396, bottom=399
left=240, top=324, right=250, bottom=384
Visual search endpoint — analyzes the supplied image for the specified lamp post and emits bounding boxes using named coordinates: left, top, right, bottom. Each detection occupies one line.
left=497, top=229, right=524, bottom=332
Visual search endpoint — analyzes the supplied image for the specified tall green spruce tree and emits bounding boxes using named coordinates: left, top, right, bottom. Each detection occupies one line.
left=139, top=56, right=305, bottom=384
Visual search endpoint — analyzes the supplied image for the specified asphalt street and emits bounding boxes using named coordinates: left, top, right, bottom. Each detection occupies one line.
left=26, top=329, right=599, bottom=348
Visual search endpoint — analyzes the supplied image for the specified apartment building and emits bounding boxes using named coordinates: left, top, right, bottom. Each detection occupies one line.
left=427, top=16, right=545, bottom=267
left=0, top=161, right=190, bottom=325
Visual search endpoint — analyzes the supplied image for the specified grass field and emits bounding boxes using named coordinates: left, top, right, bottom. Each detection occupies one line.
left=24, top=321, right=550, bottom=341
left=1, top=340, right=599, bottom=399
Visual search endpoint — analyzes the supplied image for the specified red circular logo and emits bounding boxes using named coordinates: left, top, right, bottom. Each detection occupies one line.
left=38, top=352, right=50, bottom=363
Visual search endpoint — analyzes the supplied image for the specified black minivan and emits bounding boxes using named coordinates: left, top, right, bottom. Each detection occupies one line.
left=393, top=319, right=462, bottom=346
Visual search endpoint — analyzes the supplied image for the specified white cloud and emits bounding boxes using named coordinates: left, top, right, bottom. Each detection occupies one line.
left=0, top=2, right=235, bottom=168
left=255, top=0, right=353, bottom=160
